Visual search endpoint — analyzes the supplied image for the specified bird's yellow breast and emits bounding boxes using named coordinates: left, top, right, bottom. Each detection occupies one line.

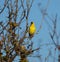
left=29, top=24, right=36, bottom=35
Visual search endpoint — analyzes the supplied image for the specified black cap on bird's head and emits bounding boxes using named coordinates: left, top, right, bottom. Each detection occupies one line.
left=31, top=22, right=33, bottom=24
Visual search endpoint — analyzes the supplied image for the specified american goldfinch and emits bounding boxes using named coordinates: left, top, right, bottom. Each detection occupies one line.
left=29, top=22, right=36, bottom=38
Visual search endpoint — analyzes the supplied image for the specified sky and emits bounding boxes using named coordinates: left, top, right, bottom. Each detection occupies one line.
left=0, top=0, right=60, bottom=62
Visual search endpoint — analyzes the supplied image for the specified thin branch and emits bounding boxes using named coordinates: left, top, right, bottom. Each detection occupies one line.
left=0, top=0, right=9, bottom=14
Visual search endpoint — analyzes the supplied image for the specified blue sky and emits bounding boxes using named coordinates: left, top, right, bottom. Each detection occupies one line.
left=0, top=0, right=60, bottom=62
left=27, top=0, right=60, bottom=62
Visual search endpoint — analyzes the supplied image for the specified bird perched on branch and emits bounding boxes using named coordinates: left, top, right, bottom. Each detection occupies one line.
left=29, top=22, right=36, bottom=38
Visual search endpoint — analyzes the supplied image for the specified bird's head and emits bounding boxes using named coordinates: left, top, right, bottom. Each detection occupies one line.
left=31, top=22, right=33, bottom=24
left=30, top=22, right=35, bottom=25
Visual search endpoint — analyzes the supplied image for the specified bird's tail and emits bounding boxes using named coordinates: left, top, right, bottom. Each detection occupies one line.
left=29, top=33, right=34, bottom=39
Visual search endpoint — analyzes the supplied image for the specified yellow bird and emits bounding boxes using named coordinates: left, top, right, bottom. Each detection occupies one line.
left=29, top=22, right=36, bottom=38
